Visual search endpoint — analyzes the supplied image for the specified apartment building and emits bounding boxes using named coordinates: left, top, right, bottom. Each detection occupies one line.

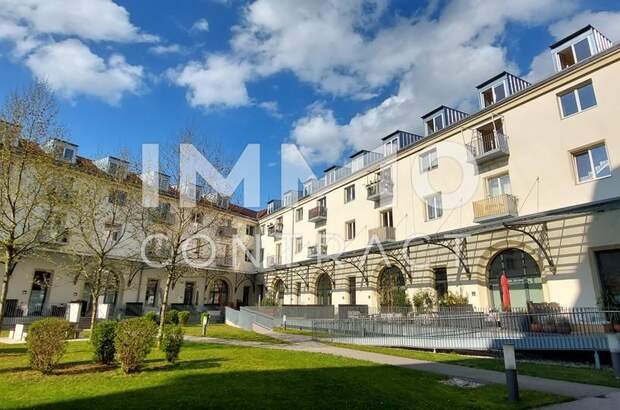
left=0, top=138, right=260, bottom=323
left=258, top=25, right=620, bottom=311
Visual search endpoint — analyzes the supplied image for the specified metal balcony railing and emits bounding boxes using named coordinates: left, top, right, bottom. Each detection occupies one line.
left=216, top=255, right=233, bottom=267
left=467, top=132, right=509, bottom=163
left=473, top=194, right=518, bottom=222
left=308, top=244, right=328, bottom=258
left=267, top=223, right=283, bottom=239
left=217, top=225, right=237, bottom=238
left=368, top=226, right=396, bottom=243
left=308, top=206, right=327, bottom=223
left=150, top=211, right=175, bottom=225
left=366, top=178, right=393, bottom=201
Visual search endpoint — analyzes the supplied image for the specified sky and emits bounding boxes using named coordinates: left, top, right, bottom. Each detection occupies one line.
left=1, top=0, right=620, bottom=209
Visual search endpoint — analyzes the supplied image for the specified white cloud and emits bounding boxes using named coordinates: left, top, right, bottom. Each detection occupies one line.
left=149, top=44, right=182, bottom=55
left=290, top=104, right=346, bottom=164
left=0, top=0, right=157, bottom=43
left=169, top=55, right=251, bottom=108
left=526, top=10, right=620, bottom=83
left=26, top=39, right=143, bottom=104
left=192, top=18, right=210, bottom=32
left=258, top=100, right=282, bottom=118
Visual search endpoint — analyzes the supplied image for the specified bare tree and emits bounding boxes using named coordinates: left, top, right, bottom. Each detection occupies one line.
left=0, top=82, right=69, bottom=324
left=67, top=157, right=147, bottom=331
left=146, top=127, right=232, bottom=339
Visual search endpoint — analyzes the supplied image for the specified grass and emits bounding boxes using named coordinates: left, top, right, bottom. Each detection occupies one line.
left=182, top=324, right=289, bottom=344
left=0, top=341, right=567, bottom=409
left=273, top=327, right=314, bottom=337
left=328, top=343, right=620, bottom=388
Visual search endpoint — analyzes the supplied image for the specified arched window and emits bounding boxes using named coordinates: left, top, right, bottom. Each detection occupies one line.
left=488, top=248, right=543, bottom=309
left=207, top=279, right=229, bottom=306
left=273, top=279, right=285, bottom=306
left=316, top=274, right=332, bottom=305
left=377, top=266, right=406, bottom=308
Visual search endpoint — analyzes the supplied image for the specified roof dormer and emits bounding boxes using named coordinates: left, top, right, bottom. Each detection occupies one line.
left=476, top=72, right=531, bottom=109
left=93, top=156, right=129, bottom=178
left=323, top=165, right=341, bottom=185
left=302, top=178, right=318, bottom=198
left=266, top=199, right=281, bottom=214
left=550, top=25, right=613, bottom=72
left=282, top=189, right=300, bottom=207
left=43, top=138, right=78, bottom=164
left=421, top=107, right=468, bottom=136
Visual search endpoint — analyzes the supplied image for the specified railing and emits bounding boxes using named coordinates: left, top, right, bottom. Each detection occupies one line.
left=312, top=307, right=620, bottom=352
left=473, top=194, right=518, bottom=222
left=267, top=223, right=283, bottom=239
left=308, top=206, right=327, bottom=222
left=368, top=226, right=396, bottom=243
left=215, top=255, right=233, bottom=267
left=150, top=211, right=175, bottom=225
left=308, top=244, right=327, bottom=258
left=467, top=132, right=509, bottom=162
left=366, top=178, right=393, bottom=201
left=217, top=225, right=237, bottom=238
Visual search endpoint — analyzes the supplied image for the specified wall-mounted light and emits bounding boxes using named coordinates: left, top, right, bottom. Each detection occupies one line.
left=22, top=290, right=28, bottom=295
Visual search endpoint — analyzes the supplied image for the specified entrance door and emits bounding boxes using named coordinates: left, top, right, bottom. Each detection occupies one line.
left=28, top=271, right=51, bottom=315
left=242, top=286, right=250, bottom=306
left=596, top=249, right=620, bottom=307
left=183, top=282, right=195, bottom=305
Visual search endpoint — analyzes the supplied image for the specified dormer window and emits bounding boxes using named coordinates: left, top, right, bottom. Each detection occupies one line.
left=62, top=147, right=74, bottom=162
left=384, top=137, right=398, bottom=156
left=481, top=82, right=506, bottom=107
left=550, top=26, right=612, bottom=73
left=425, top=114, right=444, bottom=135
left=557, top=38, right=592, bottom=70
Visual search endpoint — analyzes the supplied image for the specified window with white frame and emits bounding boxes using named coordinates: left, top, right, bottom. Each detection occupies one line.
left=345, top=220, right=356, bottom=241
left=559, top=82, right=597, bottom=117
left=245, top=225, right=255, bottom=236
left=487, top=174, right=512, bottom=197
left=420, top=148, right=438, bottom=172
left=557, top=38, right=592, bottom=70
left=481, top=82, right=506, bottom=107
left=573, top=143, right=611, bottom=183
left=384, top=137, right=398, bottom=156
left=295, top=208, right=303, bottom=222
left=344, top=184, right=355, bottom=203
left=295, top=237, right=303, bottom=254
left=425, top=193, right=443, bottom=221
left=425, top=114, right=444, bottom=135
left=62, top=147, right=75, bottom=162
left=380, top=209, right=393, bottom=227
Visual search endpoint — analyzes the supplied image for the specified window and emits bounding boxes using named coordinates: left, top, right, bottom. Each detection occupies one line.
left=420, top=148, right=438, bottom=172
left=260, top=224, right=265, bottom=235
left=384, top=137, right=398, bottom=156
left=108, top=190, right=127, bottom=206
left=380, top=209, right=393, bottom=228
left=145, top=279, right=158, bottom=306
left=295, top=237, right=303, bottom=254
left=426, top=114, right=444, bottom=135
left=245, top=225, right=255, bottom=236
left=557, top=38, right=592, bottom=70
left=317, top=197, right=326, bottom=209
left=295, top=208, right=303, bottom=222
left=481, top=82, right=507, bottom=107
left=345, top=220, right=356, bottom=241
left=559, top=82, right=597, bottom=117
left=275, top=243, right=281, bottom=264
left=62, top=147, right=74, bottom=161
left=434, top=267, right=448, bottom=299
left=348, top=277, right=356, bottom=305
left=295, top=282, right=301, bottom=297
left=573, top=143, right=611, bottom=183
left=487, top=174, right=512, bottom=197
left=344, top=185, right=355, bottom=203
left=425, top=193, right=443, bottom=221
left=110, top=229, right=121, bottom=243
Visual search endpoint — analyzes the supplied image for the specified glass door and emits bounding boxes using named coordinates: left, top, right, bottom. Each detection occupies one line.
left=28, top=271, right=51, bottom=315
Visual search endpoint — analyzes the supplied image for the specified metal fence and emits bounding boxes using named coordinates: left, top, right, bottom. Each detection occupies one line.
left=312, top=308, right=620, bottom=352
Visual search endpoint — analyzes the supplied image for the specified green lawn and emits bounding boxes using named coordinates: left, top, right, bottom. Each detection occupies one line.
left=0, top=341, right=567, bottom=409
left=273, top=326, right=314, bottom=337
left=329, top=343, right=620, bottom=388
left=183, top=324, right=289, bottom=344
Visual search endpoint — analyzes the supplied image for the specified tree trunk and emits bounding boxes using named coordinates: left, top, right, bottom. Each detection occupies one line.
left=158, top=272, right=173, bottom=342
left=89, top=289, right=100, bottom=333
left=0, top=257, right=16, bottom=328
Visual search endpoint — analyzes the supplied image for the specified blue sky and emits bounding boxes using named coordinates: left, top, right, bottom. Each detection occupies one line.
left=1, top=0, right=619, bottom=209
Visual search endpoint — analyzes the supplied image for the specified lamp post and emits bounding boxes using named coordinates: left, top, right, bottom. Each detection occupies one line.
left=503, top=342, right=519, bottom=401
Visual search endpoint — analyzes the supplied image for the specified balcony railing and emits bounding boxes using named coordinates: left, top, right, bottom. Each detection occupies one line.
left=368, top=226, right=396, bottom=243
left=473, top=194, right=518, bottom=223
left=215, top=255, right=233, bottom=267
left=267, top=223, right=283, bottom=239
left=217, top=225, right=238, bottom=238
left=308, top=244, right=328, bottom=258
left=308, top=206, right=327, bottom=223
left=366, top=178, right=393, bottom=202
left=467, top=132, right=509, bottom=163
left=150, top=211, right=175, bottom=225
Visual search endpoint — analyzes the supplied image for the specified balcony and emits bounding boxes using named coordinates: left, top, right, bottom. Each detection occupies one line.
left=217, top=225, right=238, bottom=238
left=307, top=244, right=327, bottom=258
left=150, top=211, right=175, bottom=225
left=368, top=226, right=396, bottom=243
left=215, top=255, right=233, bottom=267
left=267, top=223, right=283, bottom=239
left=473, top=194, right=518, bottom=223
left=467, top=132, right=509, bottom=164
left=366, top=178, right=393, bottom=202
left=308, top=206, right=327, bottom=223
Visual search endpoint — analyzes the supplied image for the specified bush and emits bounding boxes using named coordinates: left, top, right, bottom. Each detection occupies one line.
left=412, top=290, right=435, bottom=313
left=178, top=311, right=190, bottom=326
left=438, top=291, right=469, bottom=307
left=114, top=318, right=158, bottom=373
left=164, top=309, right=179, bottom=325
left=160, top=325, right=184, bottom=363
left=91, top=320, right=117, bottom=365
left=143, top=311, right=158, bottom=323
left=26, top=318, right=73, bottom=374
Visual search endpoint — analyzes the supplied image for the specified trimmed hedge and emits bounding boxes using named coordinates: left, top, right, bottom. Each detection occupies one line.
left=27, top=318, right=73, bottom=374
left=114, top=318, right=158, bottom=373
left=178, top=311, right=190, bottom=326
left=160, top=325, right=184, bottom=363
left=91, top=320, right=117, bottom=365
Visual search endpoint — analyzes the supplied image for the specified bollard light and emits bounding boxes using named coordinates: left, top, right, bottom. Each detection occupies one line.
left=503, top=342, right=519, bottom=401
left=283, top=314, right=287, bottom=330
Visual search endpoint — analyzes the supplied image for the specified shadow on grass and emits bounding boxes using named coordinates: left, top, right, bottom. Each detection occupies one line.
left=0, top=345, right=27, bottom=355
